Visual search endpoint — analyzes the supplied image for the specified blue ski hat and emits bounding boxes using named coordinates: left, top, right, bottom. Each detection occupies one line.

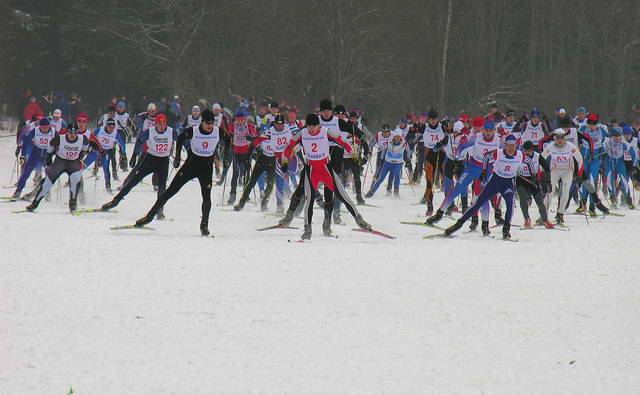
left=530, top=108, right=541, bottom=118
left=622, top=125, right=633, bottom=135
left=504, top=134, right=517, bottom=144
left=610, top=127, right=622, bottom=137
left=39, top=117, right=50, bottom=126
left=576, top=106, right=587, bottom=114
left=483, top=120, right=495, bottom=130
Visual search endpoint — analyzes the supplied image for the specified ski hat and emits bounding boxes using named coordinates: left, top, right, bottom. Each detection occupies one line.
left=319, top=99, right=333, bottom=111
left=39, top=117, right=50, bottom=126
left=504, top=134, right=517, bottom=144
left=428, top=109, right=438, bottom=119
left=105, top=118, right=116, bottom=126
left=398, top=117, right=407, bottom=124
left=381, top=124, right=391, bottom=132
left=458, top=114, right=470, bottom=123
left=212, top=103, right=222, bottom=111
left=472, top=116, right=484, bottom=128
left=349, top=111, right=359, bottom=119
left=586, top=113, right=599, bottom=125
left=558, top=108, right=566, bottom=114
left=67, top=122, right=79, bottom=133
left=506, top=109, right=515, bottom=117
left=306, top=113, right=320, bottom=126
left=235, top=111, right=246, bottom=118
left=53, top=109, right=62, bottom=117
left=576, top=106, right=587, bottom=114
left=273, top=114, right=285, bottom=124
left=453, top=120, right=464, bottom=132
left=192, top=105, right=201, bottom=113
left=559, top=116, right=574, bottom=128
left=117, top=101, right=126, bottom=109
left=483, top=120, right=495, bottom=130
left=552, top=128, right=566, bottom=137
left=147, top=103, right=156, bottom=111
left=530, top=108, right=541, bottom=118
left=610, top=127, right=622, bottom=137
left=522, top=141, right=534, bottom=150
left=391, top=129, right=403, bottom=139
left=622, top=125, right=633, bottom=135
left=333, top=105, right=347, bottom=115
left=155, top=113, right=167, bottom=124
left=202, top=109, right=215, bottom=123
left=76, top=112, right=88, bottom=122
left=269, top=101, right=279, bottom=109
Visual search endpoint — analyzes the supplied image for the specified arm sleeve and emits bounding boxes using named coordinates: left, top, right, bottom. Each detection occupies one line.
left=538, top=154, right=550, bottom=173
left=48, top=134, right=60, bottom=154
left=133, top=129, right=149, bottom=156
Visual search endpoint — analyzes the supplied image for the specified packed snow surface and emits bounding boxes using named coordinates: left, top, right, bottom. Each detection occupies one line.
left=1, top=137, right=639, bottom=393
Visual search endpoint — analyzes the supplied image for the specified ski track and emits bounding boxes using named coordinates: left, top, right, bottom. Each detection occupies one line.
left=1, top=138, right=639, bottom=393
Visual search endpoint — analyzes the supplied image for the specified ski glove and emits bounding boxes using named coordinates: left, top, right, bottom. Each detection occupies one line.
left=46, top=153, right=54, bottom=166
left=14, top=146, right=20, bottom=157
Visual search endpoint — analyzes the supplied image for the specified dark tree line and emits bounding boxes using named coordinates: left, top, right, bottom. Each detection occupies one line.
left=2, top=0, right=640, bottom=124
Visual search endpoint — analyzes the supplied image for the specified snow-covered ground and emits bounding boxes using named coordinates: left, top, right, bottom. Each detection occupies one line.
left=1, top=137, right=639, bottom=394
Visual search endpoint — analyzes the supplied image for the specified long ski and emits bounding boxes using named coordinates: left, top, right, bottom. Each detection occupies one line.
left=352, top=228, right=396, bottom=239
left=400, top=221, right=447, bottom=231
left=356, top=203, right=381, bottom=208
left=72, top=208, right=118, bottom=215
left=110, top=224, right=155, bottom=231
left=256, top=224, right=299, bottom=231
left=423, top=233, right=456, bottom=239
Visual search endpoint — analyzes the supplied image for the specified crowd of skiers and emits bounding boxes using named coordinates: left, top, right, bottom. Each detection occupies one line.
left=6, top=96, right=640, bottom=240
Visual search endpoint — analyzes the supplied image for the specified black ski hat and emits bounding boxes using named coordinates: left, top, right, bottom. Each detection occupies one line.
left=522, top=141, right=534, bottom=150
left=67, top=122, right=79, bottom=132
left=105, top=118, right=116, bottom=126
left=306, top=113, right=320, bottom=126
left=273, top=114, right=285, bottom=124
left=334, top=105, right=347, bottom=115
left=202, top=109, right=216, bottom=123
left=349, top=111, right=359, bottom=119
left=319, top=99, right=333, bottom=111
left=559, top=116, right=573, bottom=128
left=382, top=124, right=391, bottom=132
left=428, top=109, right=438, bottom=119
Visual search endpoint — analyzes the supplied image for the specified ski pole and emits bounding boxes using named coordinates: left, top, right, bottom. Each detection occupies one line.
left=9, top=155, right=17, bottom=186
left=404, top=166, right=416, bottom=198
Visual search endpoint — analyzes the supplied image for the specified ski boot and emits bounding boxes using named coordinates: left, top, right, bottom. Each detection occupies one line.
left=25, top=197, right=42, bottom=212
left=542, top=220, right=555, bottom=229
left=260, top=199, right=269, bottom=212
left=355, top=214, right=372, bottom=231
left=156, top=208, right=165, bottom=221
left=502, top=223, right=511, bottom=240
left=444, top=220, right=463, bottom=236
left=226, top=192, right=236, bottom=205
left=9, top=191, right=20, bottom=201
left=575, top=200, right=587, bottom=213
left=469, top=215, right=479, bottom=231
left=386, top=190, right=392, bottom=197
left=425, top=209, right=444, bottom=225
left=364, top=191, right=374, bottom=199
left=276, top=204, right=285, bottom=215
left=233, top=199, right=246, bottom=212
left=494, top=208, right=505, bottom=225
left=135, top=213, right=154, bottom=227
left=626, top=195, right=635, bottom=210
left=593, top=195, right=610, bottom=214
left=555, top=213, right=564, bottom=224
left=322, top=216, right=333, bottom=236
left=68, top=197, right=77, bottom=213
left=200, top=219, right=210, bottom=236
left=481, top=220, right=490, bottom=236
left=301, top=224, right=312, bottom=240
left=101, top=197, right=120, bottom=212
left=610, top=196, right=618, bottom=209
left=419, top=196, right=428, bottom=205
left=333, top=212, right=342, bottom=225
left=279, top=210, right=295, bottom=227
left=394, top=190, right=400, bottom=199
left=356, top=194, right=366, bottom=205
left=523, top=218, right=532, bottom=229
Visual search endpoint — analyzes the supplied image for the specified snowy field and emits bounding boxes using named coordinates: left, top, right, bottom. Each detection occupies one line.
left=1, top=136, right=640, bottom=394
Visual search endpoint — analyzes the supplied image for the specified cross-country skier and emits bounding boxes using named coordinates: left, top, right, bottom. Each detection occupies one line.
left=541, top=129, right=584, bottom=224
left=578, top=113, right=610, bottom=215
left=365, top=129, right=406, bottom=198
left=100, top=113, right=177, bottom=218
left=133, top=109, right=221, bottom=235
left=517, top=141, right=554, bottom=229
left=82, top=118, right=125, bottom=193
left=603, top=127, right=636, bottom=209
left=282, top=113, right=371, bottom=240
left=25, top=122, right=89, bottom=212
left=419, top=109, right=446, bottom=214
left=225, top=112, right=257, bottom=205
left=442, top=134, right=522, bottom=239
left=425, top=119, right=500, bottom=227
left=10, top=117, right=55, bottom=200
